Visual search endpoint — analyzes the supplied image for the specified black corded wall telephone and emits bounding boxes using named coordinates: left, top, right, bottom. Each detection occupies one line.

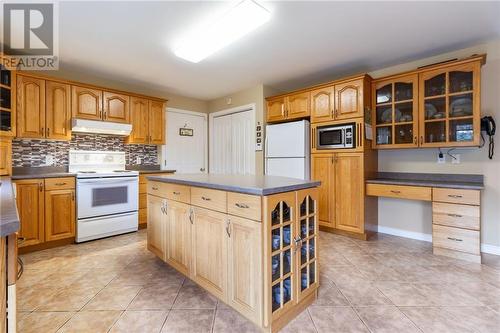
left=481, top=116, right=496, bottom=159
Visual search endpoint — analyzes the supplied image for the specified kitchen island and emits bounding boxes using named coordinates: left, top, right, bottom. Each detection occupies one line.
left=146, top=174, right=320, bottom=333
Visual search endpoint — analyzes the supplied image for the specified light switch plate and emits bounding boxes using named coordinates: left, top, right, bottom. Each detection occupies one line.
left=45, top=155, right=54, bottom=166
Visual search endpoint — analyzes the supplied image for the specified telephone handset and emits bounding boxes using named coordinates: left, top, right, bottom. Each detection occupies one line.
left=481, top=116, right=496, bottom=159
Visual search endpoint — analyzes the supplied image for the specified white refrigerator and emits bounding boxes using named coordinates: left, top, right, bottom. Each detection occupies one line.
left=265, top=120, right=310, bottom=180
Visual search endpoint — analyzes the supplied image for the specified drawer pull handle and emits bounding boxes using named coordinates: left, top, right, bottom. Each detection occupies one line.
left=201, top=196, right=211, bottom=201
left=152, top=186, right=159, bottom=190
left=447, top=237, right=463, bottom=242
left=390, top=190, right=401, bottom=194
left=235, top=203, right=249, bottom=209
left=447, top=214, right=463, bottom=218
left=173, top=191, right=181, bottom=195
left=55, top=182, right=67, bottom=186
left=448, top=194, right=463, bottom=198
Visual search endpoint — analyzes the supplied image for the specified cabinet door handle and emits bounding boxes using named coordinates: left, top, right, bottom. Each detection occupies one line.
left=390, top=190, right=401, bottom=194
left=46, top=128, right=50, bottom=137
left=55, top=182, right=67, bottom=186
left=447, top=237, right=463, bottom=242
left=414, top=136, right=418, bottom=145
left=40, top=127, right=44, bottom=135
left=420, top=136, right=423, bottom=145
left=189, top=208, right=194, bottom=225
left=235, top=203, right=249, bottom=209
left=201, top=196, right=211, bottom=201
left=448, top=194, right=463, bottom=198
left=335, top=109, right=338, bottom=118
left=71, top=191, right=75, bottom=201
left=225, top=218, right=231, bottom=237
left=39, top=182, right=43, bottom=192
left=447, top=213, right=463, bottom=218
left=281, top=104, right=284, bottom=116
left=152, top=186, right=159, bottom=191
left=293, top=236, right=302, bottom=253
left=172, top=191, right=180, bottom=195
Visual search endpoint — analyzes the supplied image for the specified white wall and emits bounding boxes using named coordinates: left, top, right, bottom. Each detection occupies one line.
left=369, top=40, right=500, bottom=251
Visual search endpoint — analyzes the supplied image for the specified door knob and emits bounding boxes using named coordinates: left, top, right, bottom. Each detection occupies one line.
left=200, top=168, right=205, bottom=172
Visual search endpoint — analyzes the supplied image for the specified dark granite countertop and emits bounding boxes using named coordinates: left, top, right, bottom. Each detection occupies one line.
left=11, top=166, right=76, bottom=180
left=0, top=177, right=20, bottom=237
left=366, top=172, right=484, bottom=190
left=147, top=174, right=320, bottom=196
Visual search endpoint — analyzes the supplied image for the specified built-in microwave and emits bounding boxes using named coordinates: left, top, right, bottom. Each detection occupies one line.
left=315, top=123, right=355, bottom=149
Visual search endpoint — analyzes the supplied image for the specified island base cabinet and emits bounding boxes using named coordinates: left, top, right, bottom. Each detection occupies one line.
left=191, top=207, right=227, bottom=301
left=147, top=195, right=166, bottom=260
left=165, top=200, right=191, bottom=276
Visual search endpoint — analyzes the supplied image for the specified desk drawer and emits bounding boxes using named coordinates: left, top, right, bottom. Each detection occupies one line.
left=433, top=188, right=480, bottom=205
left=433, top=224, right=479, bottom=255
left=191, top=187, right=227, bottom=213
left=45, top=177, right=75, bottom=190
left=227, top=192, right=261, bottom=221
left=164, top=184, right=190, bottom=203
left=366, top=184, right=431, bottom=201
left=433, top=202, right=479, bottom=230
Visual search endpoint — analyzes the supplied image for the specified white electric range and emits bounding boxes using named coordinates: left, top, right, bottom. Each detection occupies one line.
left=69, top=150, right=139, bottom=242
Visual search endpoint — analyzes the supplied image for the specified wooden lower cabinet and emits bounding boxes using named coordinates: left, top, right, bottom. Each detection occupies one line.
left=165, top=200, right=191, bottom=276
left=15, top=177, right=75, bottom=250
left=311, top=154, right=334, bottom=228
left=147, top=195, right=167, bottom=260
left=147, top=182, right=319, bottom=332
left=45, top=189, right=75, bottom=241
left=191, top=207, right=228, bottom=300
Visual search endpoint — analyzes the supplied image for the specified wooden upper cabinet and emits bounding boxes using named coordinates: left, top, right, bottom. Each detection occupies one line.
left=149, top=100, right=165, bottom=145
left=127, top=97, right=149, bottom=144
left=45, top=80, right=71, bottom=140
left=286, top=92, right=310, bottom=119
left=335, top=79, right=364, bottom=120
left=103, top=91, right=130, bottom=124
left=15, top=179, right=45, bottom=247
left=311, top=154, right=334, bottom=228
left=17, top=75, right=46, bottom=138
left=372, top=74, right=418, bottom=149
left=0, top=139, right=11, bottom=176
left=310, top=86, right=335, bottom=123
left=45, top=189, right=75, bottom=242
left=266, top=97, right=286, bottom=122
left=71, top=85, right=103, bottom=121
left=334, top=153, right=364, bottom=234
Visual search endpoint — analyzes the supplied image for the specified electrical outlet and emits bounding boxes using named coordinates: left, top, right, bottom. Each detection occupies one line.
left=45, top=155, right=54, bottom=166
left=136, top=156, right=142, bottom=164
left=437, top=152, right=445, bottom=164
left=452, top=154, right=461, bottom=164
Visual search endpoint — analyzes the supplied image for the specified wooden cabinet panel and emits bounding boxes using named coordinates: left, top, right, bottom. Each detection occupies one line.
left=286, top=92, right=310, bottom=119
left=165, top=200, right=191, bottom=276
left=334, top=153, right=364, bottom=233
left=163, top=183, right=190, bottom=204
left=103, top=91, right=130, bottom=124
left=128, top=97, right=149, bottom=144
left=147, top=195, right=167, bottom=260
left=17, top=75, right=46, bottom=138
left=45, top=80, right=71, bottom=140
left=149, top=100, right=165, bottom=144
left=44, top=177, right=75, bottom=191
left=310, top=86, right=334, bottom=123
left=15, top=179, right=45, bottom=247
left=266, top=97, right=286, bottom=123
left=0, top=139, right=11, bottom=176
left=432, top=202, right=480, bottom=230
left=335, top=79, right=363, bottom=120
left=191, top=206, right=227, bottom=300
left=433, top=224, right=480, bottom=255
left=366, top=184, right=432, bottom=201
left=227, top=192, right=262, bottom=221
left=139, top=208, right=147, bottom=226
left=311, top=154, right=334, bottom=227
left=227, top=216, right=262, bottom=325
left=191, top=187, right=227, bottom=213
left=45, top=189, right=75, bottom=241
left=71, top=85, right=103, bottom=121
left=432, top=188, right=480, bottom=205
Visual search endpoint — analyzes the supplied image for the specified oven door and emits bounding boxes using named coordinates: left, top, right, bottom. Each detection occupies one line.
left=77, top=176, right=139, bottom=219
left=317, top=127, right=345, bottom=149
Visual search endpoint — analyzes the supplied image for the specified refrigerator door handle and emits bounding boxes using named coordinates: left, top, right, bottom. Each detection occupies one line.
left=264, top=134, right=269, bottom=174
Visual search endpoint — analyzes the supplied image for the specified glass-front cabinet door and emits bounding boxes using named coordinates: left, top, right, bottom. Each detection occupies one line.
left=372, top=74, right=418, bottom=148
left=419, top=62, right=481, bottom=147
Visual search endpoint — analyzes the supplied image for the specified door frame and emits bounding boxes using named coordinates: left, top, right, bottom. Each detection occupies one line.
left=208, top=103, right=256, bottom=174
left=162, top=107, right=208, bottom=173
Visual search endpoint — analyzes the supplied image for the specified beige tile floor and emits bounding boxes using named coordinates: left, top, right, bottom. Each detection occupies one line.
left=17, top=230, right=500, bottom=333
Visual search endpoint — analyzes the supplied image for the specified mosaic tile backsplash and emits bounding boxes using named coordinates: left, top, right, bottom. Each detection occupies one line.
left=12, top=133, right=158, bottom=167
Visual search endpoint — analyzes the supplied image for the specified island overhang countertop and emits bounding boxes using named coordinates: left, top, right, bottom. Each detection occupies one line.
left=146, top=174, right=320, bottom=196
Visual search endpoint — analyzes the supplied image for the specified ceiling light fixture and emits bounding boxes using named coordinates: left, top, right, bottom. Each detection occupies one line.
left=174, top=0, right=271, bottom=63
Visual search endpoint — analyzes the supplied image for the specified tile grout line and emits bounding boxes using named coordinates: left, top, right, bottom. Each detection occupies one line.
left=159, top=277, right=186, bottom=332
left=331, top=281, right=374, bottom=333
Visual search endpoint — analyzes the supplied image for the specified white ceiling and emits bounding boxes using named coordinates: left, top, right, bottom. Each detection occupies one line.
left=58, top=1, right=500, bottom=100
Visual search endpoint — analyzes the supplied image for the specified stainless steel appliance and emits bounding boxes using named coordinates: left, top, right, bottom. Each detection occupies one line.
left=315, top=123, right=355, bottom=149
left=69, top=150, right=139, bottom=242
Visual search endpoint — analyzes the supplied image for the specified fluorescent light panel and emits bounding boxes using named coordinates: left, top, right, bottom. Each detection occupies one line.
left=174, top=0, right=270, bottom=63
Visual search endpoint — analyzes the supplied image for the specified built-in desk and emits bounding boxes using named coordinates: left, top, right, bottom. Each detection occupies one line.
left=366, top=172, right=484, bottom=263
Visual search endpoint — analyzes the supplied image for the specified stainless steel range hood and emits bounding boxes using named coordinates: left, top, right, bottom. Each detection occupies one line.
left=72, top=119, right=132, bottom=136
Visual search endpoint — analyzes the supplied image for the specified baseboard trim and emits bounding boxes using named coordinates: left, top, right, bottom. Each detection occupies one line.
left=377, top=226, right=500, bottom=256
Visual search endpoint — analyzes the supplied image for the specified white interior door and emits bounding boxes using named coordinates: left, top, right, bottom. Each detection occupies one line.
left=211, top=108, right=255, bottom=175
left=162, top=109, right=207, bottom=173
